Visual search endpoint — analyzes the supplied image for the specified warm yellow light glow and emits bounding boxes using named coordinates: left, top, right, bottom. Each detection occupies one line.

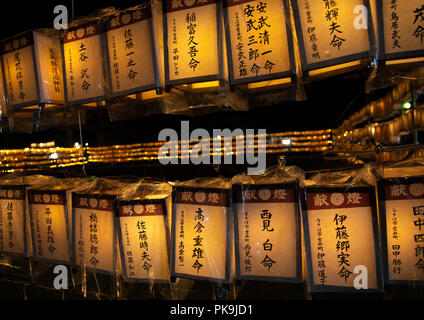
left=386, top=57, right=424, bottom=65
left=141, top=90, right=164, bottom=100
left=309, top=60, right=362, bottom=77
left=190, top=81, right=220, bottom=90
left=247, top=77, right=291, bottom=90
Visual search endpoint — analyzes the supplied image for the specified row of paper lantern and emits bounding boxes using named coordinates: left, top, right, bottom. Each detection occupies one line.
left=0, top=170, right=423, bottom=293
left=1, top=0, right=424, bottom=113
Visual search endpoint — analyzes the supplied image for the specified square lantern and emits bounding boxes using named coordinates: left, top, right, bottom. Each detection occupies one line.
left=62, top=22, right=107, bottom=107
left=0, top=30, right=65, bottom=112
left=376, top=0, right=424, bottom=64
left=291, top=0, right=375, bottom=77
left=105, top=4, right=162, bottom=99
left=223, top=0, right=295, bottom=91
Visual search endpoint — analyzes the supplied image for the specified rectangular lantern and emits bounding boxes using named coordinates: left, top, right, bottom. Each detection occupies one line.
left=302, top=186, right=383, bottom=292
left=116, top=198, right=170, bottom=282
left=1, top=31, right=65, bottom=111
left=223, top=0, right=295, bottom=86
left=163, top=0, right=222, bottom=87
left=171, top=186, right=232, bottom=282
left=28, top=190, right=70, bottom=264
left=105, top=4, right=162, bottom=98
left=291, top=0, right=373, bottom=74
left=378, top=176, right=424, bottom=284
left=62, top=22, right=107, bottom=106
left=376, top=0, right=424, bottom=62
left=72, top=193, right=116, bottom=274
left=232, top=183, right=302, bottom=282
left=0, top=186, right=27, bottom=256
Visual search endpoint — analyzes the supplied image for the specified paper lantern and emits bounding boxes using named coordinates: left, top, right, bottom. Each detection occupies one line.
left=28, top=190, right=70, bottom=264
left=171, top=186, right=232, bottom=282
left=291, top=0, right=373, bottom=74
left=72, top=193, right=115, bottom=274
left=223, top=0, right=294, bottom=87
left=232, top=183, right=302, bottom=282
left=163, top=0, right=222, bottom=87
left=378, top=177, right=424, bottom=283
left=302, top=186, right=383, bottom=292
left=377, top=0, right=424, bottom=62
left=0, top=30, right=65, bottom=111
left=62, top=22, right=107, bottom=106
left=0, top=186, right=26, bottom=256
left=116, top=198, right=170, bottom=282
left=105, top=4, right=162, bottom=99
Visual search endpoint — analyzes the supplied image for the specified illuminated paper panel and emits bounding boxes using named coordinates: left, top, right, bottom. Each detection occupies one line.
left=233, top=183, right=301, bottom=282
left=72, top=194, right=115, bottom=274
left=28, top=190, right=70, bottom=264
left=62, top=23, right=107, bottom=104
left=302, top=187, right=382, bottom=292
left=171, top=187, right=232, bottom=282
left=377, top=0, right=424, bottom=60
left=106, top=5, right=159, bottom=97
left=292, top=0, right=371, bottom=71
left=379, top=177, right=424, bottom=283
left=224, top=0, right=293, bottom=85
left=164, top=0, right=220, bottom=86
left=0, top=186, right=26, bottom=256
left=1, top=33, right=38, bottom=108
left=116, top=199, right=170, bottom=282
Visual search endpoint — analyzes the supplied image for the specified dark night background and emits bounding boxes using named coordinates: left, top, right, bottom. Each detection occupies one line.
left=0, top=0, right=396, bottom=176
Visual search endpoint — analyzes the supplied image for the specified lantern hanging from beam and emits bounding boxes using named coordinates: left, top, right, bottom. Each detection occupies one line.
left=302, top=186, right=383, bottom=292
left=232, top=183, right=302, bottom=282
left=378, top=176, right=424, bottom=283
left=223, top=0, right=295, bottom=90
left=105, top=3, right=162, bottom=99
left=171, top=186, right=232, bottom=282
left=62, top=22, right=107, bottom=107
left=163, top=0, right=223, bottom=88
left=291, top=0, right=374, bottom=76
left=0, top=30, right=65, bottom=112
left=376, top=0, right=424, bottom=64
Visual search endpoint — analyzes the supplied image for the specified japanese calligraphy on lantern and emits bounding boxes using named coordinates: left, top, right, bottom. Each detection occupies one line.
left=377, top=0, right=424, bottom=60
left=292, top=0, right=371, bottom=71
left=28, top=190, right=69, bottom=264
left=164, top=0, right=220, bottom=85
left=379, top=177, right=424, bottom=283
left=302, top=187, right=382, bottom=291
left=224, top=0, right=293, bottom=84
left=33, top=31, right=64, bottom=104
left=106, top=6, right=159, bottom=97
left=116, top=199, right=170, bottom=282
left=0, top=186, right=26, bottom=256
left=232, top=184, right=301, bottom=282
left=62, top=23, right=106, bottom=104
left=1, top=32, right=38, bottom=108
left=171, top=187, right=232, bottom=282
left=72, top=194, right=115, bottom=274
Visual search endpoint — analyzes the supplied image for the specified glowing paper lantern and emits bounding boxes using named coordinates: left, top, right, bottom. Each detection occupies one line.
left=0, top=186, right=26, bottom=256
left=116, top=199, right=170, bottom=282
left=105, top=4, right=161, bottom=98
left=171, top=186, right=232, bottom=282
left=163, top=0, right=221, bottom=86
left=223, top=0, right=294, bottom=85
left=0, top=31, right=65, bottom=111
left=62, top=22, right=107, bottom=106
left=378, top=177, right=424, bottom=283
left=376, top=0, right=424, bottom=62
left=72, top=194, right=115, bottom=274
left=291, top=0, right=373, bottom=73
left=232, top=183, right=302, bottom=282
left=28, top=190, right=70, bottom=264
left=302, top=186, right=383, bottom=292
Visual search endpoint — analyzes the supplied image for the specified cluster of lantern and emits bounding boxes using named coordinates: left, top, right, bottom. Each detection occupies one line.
left=0, top=168, right=423, bottom=295
left=1, top=0, right=424, bottom=117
